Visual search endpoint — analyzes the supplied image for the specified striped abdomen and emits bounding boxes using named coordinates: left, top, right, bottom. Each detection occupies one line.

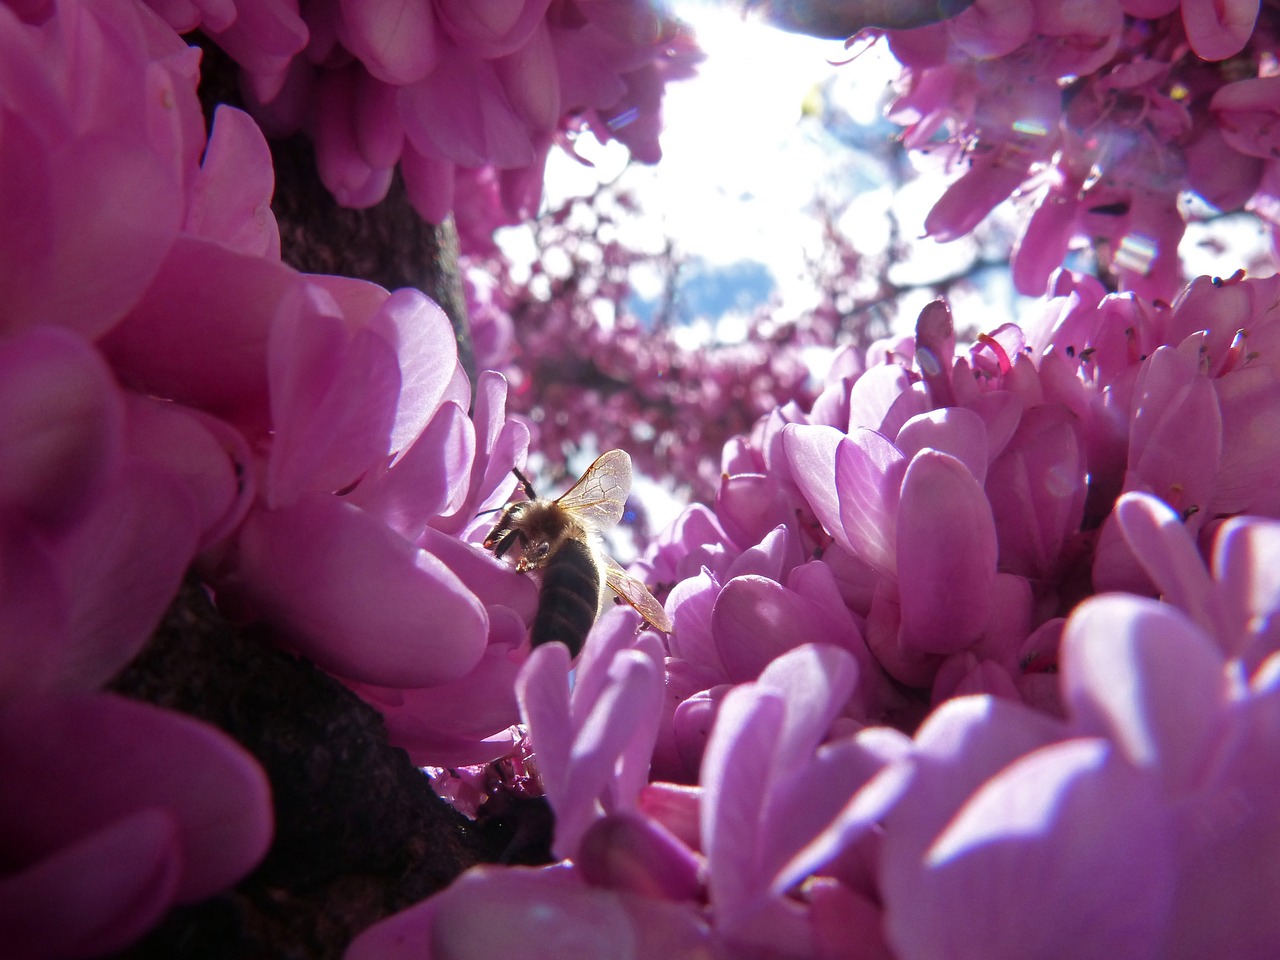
left=531, top=537, right=601, bottom=656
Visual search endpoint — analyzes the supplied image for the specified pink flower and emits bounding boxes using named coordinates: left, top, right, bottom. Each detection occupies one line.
left=0, top=693, right=272, bottom=958
left=877, top=0, right=1280, bottom=298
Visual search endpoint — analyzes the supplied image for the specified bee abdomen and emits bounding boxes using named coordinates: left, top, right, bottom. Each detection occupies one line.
left=531, top=538, right=601, bottom=657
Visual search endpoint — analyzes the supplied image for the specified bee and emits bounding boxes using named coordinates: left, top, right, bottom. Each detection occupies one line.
left=483, top=449, right=672, bottom=656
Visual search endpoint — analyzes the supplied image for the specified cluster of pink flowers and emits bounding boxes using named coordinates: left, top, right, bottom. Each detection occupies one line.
left=877, top=0, right=1280, bottom=300
left=356, top=268, right=1280, bottom=957
left=139, top=0, right=701, bottom=222
left=0, top=1, right=566, bottom=950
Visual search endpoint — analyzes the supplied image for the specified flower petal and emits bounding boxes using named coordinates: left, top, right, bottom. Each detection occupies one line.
left=896, top=450, right=997, bottom=653
left=231, top=496, right=488, bottom=686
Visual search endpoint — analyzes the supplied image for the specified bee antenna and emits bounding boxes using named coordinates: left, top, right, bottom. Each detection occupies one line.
left=512, top=466, right=537, bottom=501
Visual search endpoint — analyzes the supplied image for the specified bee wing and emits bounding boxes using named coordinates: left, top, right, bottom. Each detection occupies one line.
left=603, top=556, right=672, bottom=634
left=555, top=449, right=632, bottom=531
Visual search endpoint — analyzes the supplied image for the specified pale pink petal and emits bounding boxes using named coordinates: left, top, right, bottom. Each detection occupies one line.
left=515, top=641, right=574, bottom=798
left=782, top=423, right=848, bottom=553
left=353, top=401, right=474, bottom=540
left=895, top=407, right=989, bottom=485
left=885, top=739, right=1174, bottom=960
left=837, top=428, right=907, bottom=578
left=1061, top=595, right=1226, bottom=792
left=365, top=286, right=460, bottom=458
left=701, top=685, right=784, bottom=914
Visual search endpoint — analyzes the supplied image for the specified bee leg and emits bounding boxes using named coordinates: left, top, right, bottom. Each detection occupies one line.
left=490, top=528, right=525, bottom=561
left=511, top=466, right=538, bottom=501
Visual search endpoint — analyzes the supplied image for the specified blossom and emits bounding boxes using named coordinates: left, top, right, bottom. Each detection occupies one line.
left=875, top=0, right=1280, bottom=299
left=152, top=0, right=703, bottom=225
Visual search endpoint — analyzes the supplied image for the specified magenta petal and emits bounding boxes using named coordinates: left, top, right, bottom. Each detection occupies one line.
left=948, top=0, right=1033, bottom=58
left=398, top=45, right=535, bottom=169
left=1214, top=516, right=1280, bottom=656
left=0, top=327, right=123, bottom=529
left=183, top=105, right=280, bottom=258
left=895, top=407, right=989, bottom=485
left=985, top=404, right=1086, bottom=579
left=338, top=0, right=437, bottom=84
left=847, top=363, right=911, bottom=434
left=896, top=451, right=997, bottom=654
left=354, top=401, right=474, bottom=540
left=1183, top=0, right=1258, bottom=60
left=0, top=692, right=271, bottom=902
left=399, top=146, right=456, bottom=223
left=435, top=0, right=552, bottom=56
left=666, top=569, right=724, bottom=672
left=311, top=67, right=396, bottom=209
left=760, top=735, right=880, bottom=888
left=1212, top=366, right=1280, bottom=515
left=54, top=459, right=199, bottom=689
left=885, top=740, right=1174, bottom=960
left=126, top=395, right=251, bottom=550
left=233, top=496, right=488, bottom=686
left=0, top=806, right=181, bottom=959
left=495, top=21, right=561, bottom=132
left=99, top=235, right=300, bottom=426
left=925, top=148, right=1033, bottom=242
left=0, top=519, right=68, bottom=698
left=0, top=117, right=180, bottom=340
left=1012, top=179, right=1080, bottom=296
left=755, top=644, right=858, bottom=770
left=204, top=0, right=307, bottom=94
left=714, top=473, right=788, bottom=550
left=578, top=811, right=702, bottom=901
left=712, top=576, right=838, bottom=681
left=266, top=286, right=400, bottom=503
left=353, top=70, right=405, bottom=169
left=1129, top=347, right=1222, bottom=524
left=836, top=428, right=907, bottom=578
left=362, top=605, right=528, bottom=765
